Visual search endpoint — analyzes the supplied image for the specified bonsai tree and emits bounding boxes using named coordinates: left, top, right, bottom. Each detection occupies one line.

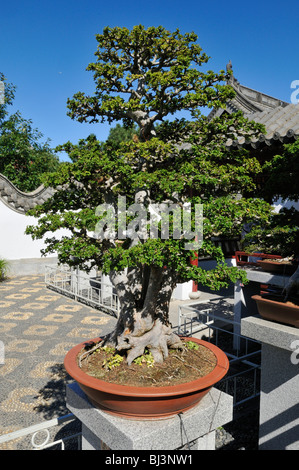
left=26, top=25, right=271, bottom=365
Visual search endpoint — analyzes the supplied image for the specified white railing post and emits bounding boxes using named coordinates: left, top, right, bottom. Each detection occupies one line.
left=0, top=414, right=81, bottom=450
left=44, top=265, right=120, bottom=317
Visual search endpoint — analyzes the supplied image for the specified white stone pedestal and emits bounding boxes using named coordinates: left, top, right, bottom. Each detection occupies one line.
left=66, top=382, right=233, bottom=450
left=242, top=315, right=299, bottom=450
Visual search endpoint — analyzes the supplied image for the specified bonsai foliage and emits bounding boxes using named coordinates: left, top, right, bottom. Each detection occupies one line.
left=0, top=73, right=60, bottom=191
left=26, top=25, right=271, bottom=364
left=66, top=25, right=236, bottom=139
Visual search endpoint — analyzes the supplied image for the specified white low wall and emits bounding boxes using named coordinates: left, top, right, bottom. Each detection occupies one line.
left=0, top=200, right=69, bottom=275
left=0, top=199, right=51, bottom=260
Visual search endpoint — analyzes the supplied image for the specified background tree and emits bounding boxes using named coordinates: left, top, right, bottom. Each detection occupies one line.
left=26, top=25, right=271, bottom=365
left=243, top=139, right=299, bottom=299
left=106, top=123, right=140, bottom=146
left=0, top=73, right=60, bottom=191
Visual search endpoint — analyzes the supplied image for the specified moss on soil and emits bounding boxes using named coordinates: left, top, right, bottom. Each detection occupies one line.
left=78, top=340, right=217, bottom=387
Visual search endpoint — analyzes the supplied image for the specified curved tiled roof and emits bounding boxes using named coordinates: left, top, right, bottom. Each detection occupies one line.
left=209, top=64, right=288, bottom=121
left=0, top=173, right=54, bottom=214
left=227, top=76, right=288, bottom=115
left=227, top=103, right=299, bottom=149
left=209, top=63, right=297, bottom=150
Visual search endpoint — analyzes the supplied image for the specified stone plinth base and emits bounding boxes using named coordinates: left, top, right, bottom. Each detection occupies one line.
left=66, top=382, right=233, bottom=450
left=242, top=316, right=299, bottom=450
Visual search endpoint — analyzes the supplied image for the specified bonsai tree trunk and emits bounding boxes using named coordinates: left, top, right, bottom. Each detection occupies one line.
left=283, top=264, right=299, bottom=300
left=106, top=265, right=182, bottom=365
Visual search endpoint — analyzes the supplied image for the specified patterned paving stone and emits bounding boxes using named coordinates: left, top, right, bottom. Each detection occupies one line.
left=2, top=311, right=34, bottom=321
left=5, top=339, right=44, bottom=353
left=0, top=274, right=117, bottom=449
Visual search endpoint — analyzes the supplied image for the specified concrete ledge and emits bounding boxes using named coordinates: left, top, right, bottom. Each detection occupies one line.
left=66, top=382, right=233, bottom=450
left=241, top=315, right=299, bottom=449
left=240, top=267, right=290, bottom=288
left=241, top=315, right=299, bottom=352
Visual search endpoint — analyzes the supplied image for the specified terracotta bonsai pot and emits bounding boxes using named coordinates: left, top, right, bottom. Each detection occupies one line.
left=64, top=336, right=229, bottom=420
left=252, top=294, right=299, bottom=328
left=257, top=259, right=297, bottom=275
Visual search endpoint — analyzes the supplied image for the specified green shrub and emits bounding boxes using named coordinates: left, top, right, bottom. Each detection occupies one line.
left=0, top=258, right=9, bottom=280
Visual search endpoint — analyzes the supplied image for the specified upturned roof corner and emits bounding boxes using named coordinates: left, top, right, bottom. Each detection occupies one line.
left=210, top=61, right=288, bottom=120
left=210, top=62, right=299, bottom=149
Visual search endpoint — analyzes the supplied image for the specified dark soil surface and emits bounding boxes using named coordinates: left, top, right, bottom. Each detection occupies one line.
left=78, top=340, right=217, bottom=387
left=261, top=292, right=299, bottom=307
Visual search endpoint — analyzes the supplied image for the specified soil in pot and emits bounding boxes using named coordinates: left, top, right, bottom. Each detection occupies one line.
left=78, top=340, right=217, bottom=388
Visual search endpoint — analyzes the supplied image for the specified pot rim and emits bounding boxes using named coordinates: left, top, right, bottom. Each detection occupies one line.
left=64, top=336, right=229, bottom=398
left=252, top=294, right=299, bottom=308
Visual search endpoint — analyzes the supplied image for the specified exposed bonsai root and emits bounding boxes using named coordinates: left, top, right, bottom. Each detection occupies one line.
left=77, top=323, right=182, bottom=368
left=116, top=319, right=183, bottom=366
left=78, top=339, right=104, bottom=367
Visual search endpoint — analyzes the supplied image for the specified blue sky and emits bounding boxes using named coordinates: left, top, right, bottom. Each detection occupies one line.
left=1, top=0, right=299, bottom=161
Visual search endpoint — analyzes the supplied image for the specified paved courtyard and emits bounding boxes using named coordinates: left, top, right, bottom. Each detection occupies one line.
left=0, top=274, right=117, bottom=449
left=0, top=273, right=230, bottom=449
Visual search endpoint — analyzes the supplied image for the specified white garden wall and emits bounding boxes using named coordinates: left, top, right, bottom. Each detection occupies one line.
left=0, top=199, right=70, bottom=275
left=0, top=199, right=51, bottom=260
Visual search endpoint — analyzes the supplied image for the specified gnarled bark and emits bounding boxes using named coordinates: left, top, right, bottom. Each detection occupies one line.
left=103, top=265, right=182, bottom=365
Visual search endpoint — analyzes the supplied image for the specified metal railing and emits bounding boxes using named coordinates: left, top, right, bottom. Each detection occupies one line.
left=177, top=298, right=261, bottom=409
left=45, top=265, right=120, bottom=317
left=219, top=361, right=260, bottom=410
left=0, top=413, right=81, bottom=450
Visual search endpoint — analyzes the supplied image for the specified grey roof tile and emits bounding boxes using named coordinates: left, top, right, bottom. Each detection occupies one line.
left=228, top=103, right=299, bottom=148
left=0, top=173, right=55, bottom=214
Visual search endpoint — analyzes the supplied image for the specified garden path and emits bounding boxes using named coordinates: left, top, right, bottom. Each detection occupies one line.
left=0, top=274, right=117, bottom=449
